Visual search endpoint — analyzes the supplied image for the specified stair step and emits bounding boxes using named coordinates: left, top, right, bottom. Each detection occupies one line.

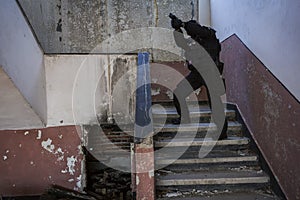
left=155, top=156, right=258, bottom=165
left=154, top=122, right=241, bottom=133
left=156, top=170, right=270, bottom=186
left=155, top=149, right=254, bottom=160
left=152, top=106, right=235, bottom=120
left=157, top=191, right=280, bottom=200
left=155, top=137, right=250, bottom=148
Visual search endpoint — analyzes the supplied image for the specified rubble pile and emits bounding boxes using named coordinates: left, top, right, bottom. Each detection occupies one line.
left=89, top=168, right=132, bottom=200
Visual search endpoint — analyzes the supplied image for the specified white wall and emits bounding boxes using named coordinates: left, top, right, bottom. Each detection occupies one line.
left=210, top=0, right=300, bottom=101
left=45, top=55, right=137, bottom=126
left=0, top=1, right=47, bottom=123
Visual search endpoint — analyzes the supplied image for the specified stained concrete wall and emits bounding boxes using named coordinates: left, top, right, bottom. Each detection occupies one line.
left=0, top=0, right=47, bottom=124
left=44, top=54, right=137, bottom=126
left=18, top=0, right=199, bottom=60
left=221, top=34, right=300, bottom=200
left=210, top=0, right=300, bottom=101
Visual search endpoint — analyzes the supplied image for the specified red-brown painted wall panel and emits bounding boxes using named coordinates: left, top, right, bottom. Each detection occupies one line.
left=221, top=34, right=300, bottom=200
left=0, top=126, right=83, bottom=196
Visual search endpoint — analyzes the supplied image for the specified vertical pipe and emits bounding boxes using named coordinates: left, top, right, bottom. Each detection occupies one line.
left=132, top=52, right=155, bottom=200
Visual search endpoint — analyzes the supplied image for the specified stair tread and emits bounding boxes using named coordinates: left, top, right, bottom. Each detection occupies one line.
left=152, top=106, right=235, bottom=117
left=157, top=191, right=279, bottom=200
left=154, top=121, right=241, bottom=132
left=155, top=149, right=254, bottom=159
left=155, top=155, right=258, bottom=165
left=155, top=137, right=249, bottom=147
left=156, top=170, right=269, bottom=186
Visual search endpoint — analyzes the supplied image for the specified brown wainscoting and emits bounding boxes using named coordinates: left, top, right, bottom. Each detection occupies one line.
left=0, top=125, right=83, bottom=196
left=221, top=34, right=300, bottom=200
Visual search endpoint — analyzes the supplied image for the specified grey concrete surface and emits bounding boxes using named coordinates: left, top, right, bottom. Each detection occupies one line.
left=0, top=67, right=44, bottom=130
left=18, top=0, right=199, bottom=61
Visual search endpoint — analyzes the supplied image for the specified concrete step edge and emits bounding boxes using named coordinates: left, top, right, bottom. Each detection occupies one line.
left=155, top=156, right=258, bottom=165
left=154, top=122, right=242, bottom=132
left=155, top=137, right=250, bottom=148
left=152, top=109, right=235, bottom=118
left=156, top=176, right=270, bottom=186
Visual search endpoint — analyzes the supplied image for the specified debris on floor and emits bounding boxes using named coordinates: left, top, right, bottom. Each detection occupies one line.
left=87, top=168, right=132, bottom=200
left=40, top=185, right=96, bottom=200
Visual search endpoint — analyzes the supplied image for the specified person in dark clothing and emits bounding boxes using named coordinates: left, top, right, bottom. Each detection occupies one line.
left=170, top=14, right=228, bottom=140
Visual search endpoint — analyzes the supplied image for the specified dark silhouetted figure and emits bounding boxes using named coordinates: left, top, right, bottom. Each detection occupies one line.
left=170, top=13, right=227, bottom=140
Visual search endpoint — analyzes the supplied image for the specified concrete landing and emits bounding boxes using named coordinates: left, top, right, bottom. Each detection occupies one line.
left=0, top=67, right=44, bottom=130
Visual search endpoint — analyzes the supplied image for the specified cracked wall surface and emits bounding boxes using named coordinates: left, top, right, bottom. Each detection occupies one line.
left=18, top=0, right=198, bottom=61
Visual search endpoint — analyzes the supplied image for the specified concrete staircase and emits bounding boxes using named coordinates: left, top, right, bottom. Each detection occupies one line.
left=152, top=102, right=281, bottom=199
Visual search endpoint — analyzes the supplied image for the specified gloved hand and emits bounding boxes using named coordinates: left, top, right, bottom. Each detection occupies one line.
left=171, top=18, right=183, bottom=30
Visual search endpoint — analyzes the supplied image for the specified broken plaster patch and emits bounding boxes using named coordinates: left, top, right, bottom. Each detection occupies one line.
left=166, top=90, right=173, bottom=100
left=76, top=175, right=82, bottom=188
left=149, top=170, right=154, bottom=178
left=41, top=139, right=65, bottom=161
left=36, top=130, right=42, bottom=139
left=152, top=78, right=158, bottom=83
left=41, top=138, right=55, bottom=153
left=3, top=150, right=10, bottom=161
left=66, top=156, right=77, bottom=175
left=55, top=148, right=65, bottom=161
left=151, top=88, right=161, bottom=96
left=194, top=88, right=201, bottom=95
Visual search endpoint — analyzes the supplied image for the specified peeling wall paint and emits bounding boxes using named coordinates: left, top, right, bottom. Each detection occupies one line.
left=0, top=126, right=83, bottom=196
left=66, top=156, right=77, bottom=175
